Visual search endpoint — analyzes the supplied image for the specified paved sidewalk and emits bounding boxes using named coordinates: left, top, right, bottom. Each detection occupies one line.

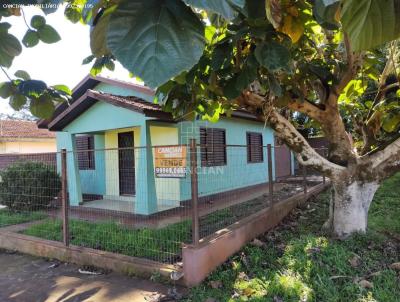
left=0, top=250, right=181, bottom=302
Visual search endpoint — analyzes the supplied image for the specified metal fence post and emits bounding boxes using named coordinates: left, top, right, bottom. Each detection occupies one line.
left=61, top=149, right=69, bottom=247
left=190, top=139, right=199, bottom=246
left=267, top=144, right=274, bottom=202
left=302, top=164, right=308, bottom=195
left=322, top=149, right=326, bottom=184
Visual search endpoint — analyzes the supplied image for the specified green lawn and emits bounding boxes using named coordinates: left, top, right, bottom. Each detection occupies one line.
left=368, top=175, right=400, bottom=235
left=186, top=174, right=400, bottom=302
left=0, top=209, right=46, bottom=227
left=22, top=218, right=191, bottom=263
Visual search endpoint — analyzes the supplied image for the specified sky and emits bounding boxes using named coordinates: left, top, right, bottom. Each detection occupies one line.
left=0, top=5, right=133, bottom=115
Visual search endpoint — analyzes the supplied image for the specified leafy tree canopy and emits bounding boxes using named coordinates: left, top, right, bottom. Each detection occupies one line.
left=0, top=0, right=399, bottom=149
left=1, top=0, right=400, bottom=237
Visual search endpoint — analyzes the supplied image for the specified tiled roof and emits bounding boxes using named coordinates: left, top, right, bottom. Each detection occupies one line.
left=0, top=120, right=55, bottom=139
left=89, top=91, right=163, bottom=113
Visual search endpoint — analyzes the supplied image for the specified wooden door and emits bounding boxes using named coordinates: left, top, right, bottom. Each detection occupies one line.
left=118, top=132, right=135, bottom=195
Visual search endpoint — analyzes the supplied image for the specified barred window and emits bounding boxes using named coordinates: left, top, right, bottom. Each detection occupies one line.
left=75, top=135, right=95, bottom=170
left=200, top=128, right=227, bottom=166
left=247, top=132, right=263, bottom=163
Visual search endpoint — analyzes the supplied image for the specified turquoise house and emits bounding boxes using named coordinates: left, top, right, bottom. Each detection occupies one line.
left=39, top=75, right=293, bottom=216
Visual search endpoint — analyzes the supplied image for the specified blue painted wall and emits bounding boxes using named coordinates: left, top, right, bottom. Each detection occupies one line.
left=57, top=82, right=152, bottom=206
left=178, top=118, right=276, bottom=200
left=80, top=135, right=106, bottom=195
left=63, top=101, right=148, bottom=134
left=56, top=132, right=106, bottom=200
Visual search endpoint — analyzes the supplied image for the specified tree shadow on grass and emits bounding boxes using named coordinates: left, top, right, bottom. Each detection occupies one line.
left=187, top=190, right=400, bottom=302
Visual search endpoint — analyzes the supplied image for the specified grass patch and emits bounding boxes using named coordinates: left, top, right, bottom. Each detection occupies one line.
left=0, top=209, right=46, bottom=227
left=22, top=218, right=191, bottom=263
left=369, top=174, right=400, bottom=234
left=187, top=174, right=400, bottom=301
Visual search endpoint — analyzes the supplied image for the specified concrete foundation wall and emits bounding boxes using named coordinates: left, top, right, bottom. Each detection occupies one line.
left=0, top=230, right=176, bottom=282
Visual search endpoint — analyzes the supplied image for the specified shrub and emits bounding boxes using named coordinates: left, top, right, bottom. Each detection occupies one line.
left=0, top=161, right=61, bottom=211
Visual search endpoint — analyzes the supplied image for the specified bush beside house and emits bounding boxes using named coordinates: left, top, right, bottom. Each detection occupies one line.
left=0, top=161, right=61, bottom=211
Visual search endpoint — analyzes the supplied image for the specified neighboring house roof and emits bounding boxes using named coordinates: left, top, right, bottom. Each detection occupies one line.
left=0, top=120, right=55, bottom=140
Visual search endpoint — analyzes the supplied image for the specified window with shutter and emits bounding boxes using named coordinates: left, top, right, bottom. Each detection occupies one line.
left=200, top=127, right=227, bottom=166
left=247, top=132, right=263, bottom=163
left=75, top=135, right=95, bottom=170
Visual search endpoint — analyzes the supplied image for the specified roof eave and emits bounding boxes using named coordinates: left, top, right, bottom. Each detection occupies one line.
left=47, top=91, right=174, bottom=131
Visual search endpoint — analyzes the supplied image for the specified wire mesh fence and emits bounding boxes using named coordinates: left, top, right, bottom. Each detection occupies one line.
left=0, top=152, right=61, bottom=241
left=0, top=142, right=327, bottom=265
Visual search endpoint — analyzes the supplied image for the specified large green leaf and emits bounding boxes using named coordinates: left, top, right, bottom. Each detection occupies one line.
left=90, top=6, right=116, bottom=57
left=14, top=70, right=31, bottom=80
left=0, top=82, right=13, bottom=99
left=52, top=84, right=71, bottom=95
left=82, top=54, right=96, bottom=65
left=30, top=15, right=46, bottom=29
left=313, top=0, right=340, bottom=30
left=341, top=0, right=400, bottom=51
left=382, top=111, right=400, bottom=133
left=236, top=54, right=258, bottom=91
left=211, top=42, right=232, bottom=70
left=64, top=5, right=82, bottom=24
left=254, top=41, right=291, bottom=72
left=22, top=30, right=40, bottom=48
left=182, top=0, right=245, bottom=20
left=0, top=22, right=11, bottom=33
left=107, top=0, right=205, bottom=88
left=0, top=29, right=22, bottom=68
left=30, top=95, right=55, bottom=119
left=223, top=75, right=241, bottom=99
left=9, top=94, right=27, bottom=110
left=18, top=80, right=47, bottom=97
left=38, top=25, right=61, bottom=44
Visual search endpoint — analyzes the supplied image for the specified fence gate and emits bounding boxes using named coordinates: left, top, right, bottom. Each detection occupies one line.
left=274, top=138, right=292, bottom=178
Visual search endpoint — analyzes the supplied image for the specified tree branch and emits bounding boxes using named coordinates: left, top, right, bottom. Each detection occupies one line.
left=0, top=66, right=12, bottom=81
left=360, top=124, right=377, bottom=155
left=319, top=37, right=358, bottom=161
left=366, top=137, right=400, bottom=180
left=287, top=98, right=326, bottom=123
left=21, top=9, right=32, bottom=30
left=332, top=33, right=358, bottom=98
left=236, top=91, right=346, bottom=176
left=367, top=42, right=398, bottom=120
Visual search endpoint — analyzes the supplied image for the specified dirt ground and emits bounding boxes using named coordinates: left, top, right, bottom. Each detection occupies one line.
left=0, top=250, right=183, bottom=302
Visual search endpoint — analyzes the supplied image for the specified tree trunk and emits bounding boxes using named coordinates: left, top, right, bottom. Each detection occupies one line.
left=330, top=179, right=379, bottom=238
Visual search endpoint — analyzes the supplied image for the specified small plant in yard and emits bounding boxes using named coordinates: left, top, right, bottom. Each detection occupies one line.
left=186, top=174, right=400, bottom=302
left=0, top=161, right=61, bottom=211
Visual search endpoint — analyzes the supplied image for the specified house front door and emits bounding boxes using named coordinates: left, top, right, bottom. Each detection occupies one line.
left=118, top=132, right=135, bottom=195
